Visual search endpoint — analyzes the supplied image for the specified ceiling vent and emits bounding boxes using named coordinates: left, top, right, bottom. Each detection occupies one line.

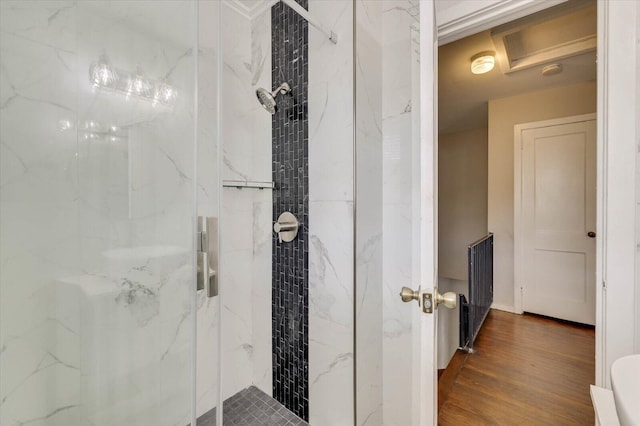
left=491, top=0, right=596, bottom=74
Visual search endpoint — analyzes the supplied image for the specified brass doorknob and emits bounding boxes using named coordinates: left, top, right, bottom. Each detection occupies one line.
left=400, top=286, right=420, bottom=303
left=434, top=289, right=457, bottom=310
left=587, top=231, right=596, bottom=238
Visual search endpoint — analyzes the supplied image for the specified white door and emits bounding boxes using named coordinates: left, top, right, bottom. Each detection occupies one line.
left=413, top=2, right=554, bottom=424
left=378, top=1, right=437, bottom=424
left=517, top=116, right=597, bottom=325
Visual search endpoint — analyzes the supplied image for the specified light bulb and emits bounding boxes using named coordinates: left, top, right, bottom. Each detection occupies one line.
left=90, top=54, right=118, bottom=87
left=126, top=68, right=151, bottom=98
left=470, top=51, right=495, bottom=75
left=58, top=119, right=73, bottom=131
left=152, top=81, right=177, bottom=106
left=85, top=120, right=99, bottom=130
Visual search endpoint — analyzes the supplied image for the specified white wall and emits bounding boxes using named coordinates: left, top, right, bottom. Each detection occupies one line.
left=436, top=127, right=487, bottom=370
left=437, top=277, right=467, bottom=369
left=438, top=127, right=488, bottom=281
left=488, top=81, right=597, bottom=310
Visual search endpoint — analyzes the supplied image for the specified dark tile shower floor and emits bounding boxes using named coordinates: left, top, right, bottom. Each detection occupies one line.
left=197, top=386, right=308, bottom=426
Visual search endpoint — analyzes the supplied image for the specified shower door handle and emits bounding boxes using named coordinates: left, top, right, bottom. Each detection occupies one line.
left=197, top=216, right=218, bottom=297
left=197, top=252, right=217, bottom=298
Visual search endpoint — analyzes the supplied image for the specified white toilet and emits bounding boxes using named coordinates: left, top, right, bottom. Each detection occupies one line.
left=611, top=354, right=640, bottom=425
left=591, top=354, right=640, bottom=425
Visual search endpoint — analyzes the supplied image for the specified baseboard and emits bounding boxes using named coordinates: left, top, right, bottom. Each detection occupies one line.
left=491, top=303, right=518, bottom=314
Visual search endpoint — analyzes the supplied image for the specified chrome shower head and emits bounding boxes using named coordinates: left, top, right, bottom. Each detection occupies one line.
left=256, top=87, right=277, bottom=114
left=256, top=82, right=291, bottom=114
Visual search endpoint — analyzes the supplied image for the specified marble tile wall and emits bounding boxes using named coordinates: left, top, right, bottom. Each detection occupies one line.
left=219, top=1, right=273, bottom=404
left=308, top=2, right=415, bottom=424
left=250, top=9, right=277, bottom=398
left=0, top=1, right=200, bottom=425
left=307, top=1, right=355, bottom=425
left=355, top=1, right=384, bottom=425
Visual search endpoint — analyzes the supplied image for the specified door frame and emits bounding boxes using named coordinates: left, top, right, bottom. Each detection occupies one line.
left=421, top=2, right=638, bottom=422
left=513, top=113, right=597, bottom=318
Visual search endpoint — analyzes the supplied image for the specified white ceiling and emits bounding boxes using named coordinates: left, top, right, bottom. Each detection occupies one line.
left=438, top=1, right=597, bottom=135
left=224, top=0, right=274, bottom=20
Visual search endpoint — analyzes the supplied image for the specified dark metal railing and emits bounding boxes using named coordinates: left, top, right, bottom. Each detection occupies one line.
left=459, top=233, right=493, bottom=352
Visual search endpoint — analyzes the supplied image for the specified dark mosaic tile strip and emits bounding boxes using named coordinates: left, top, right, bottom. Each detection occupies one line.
left=196, top=386, right=308, bottom=426
left=271, top=0, right=309, bottom=421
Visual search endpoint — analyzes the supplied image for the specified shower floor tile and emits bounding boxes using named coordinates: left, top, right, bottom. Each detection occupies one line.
left=197, top=386, right=308, bottom=426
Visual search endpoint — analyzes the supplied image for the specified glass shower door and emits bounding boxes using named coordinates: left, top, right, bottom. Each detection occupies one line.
left=0, top=2, right=201, bottom=425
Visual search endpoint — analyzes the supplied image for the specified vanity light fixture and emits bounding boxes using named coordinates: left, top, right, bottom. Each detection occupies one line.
left=470, top=51, right=495, bottom=75
left=89, top=55, right=177, bottom=108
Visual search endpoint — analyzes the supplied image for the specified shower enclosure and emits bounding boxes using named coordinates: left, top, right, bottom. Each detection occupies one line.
left=0, top=1, right=422, bottom=425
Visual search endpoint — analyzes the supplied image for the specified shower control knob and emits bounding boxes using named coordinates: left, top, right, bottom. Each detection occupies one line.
left=273, top=222, right=295, bottom=233
left=274, top=212, right=299, bottom=243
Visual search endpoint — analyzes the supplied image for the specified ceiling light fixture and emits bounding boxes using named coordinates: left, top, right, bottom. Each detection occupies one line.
left=541, top=63, right=563, bottom=76
left=470, top=51, right=495, bottom=75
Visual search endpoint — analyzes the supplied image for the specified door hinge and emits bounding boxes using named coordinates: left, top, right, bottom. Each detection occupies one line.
left=602, top=280, right=607, bottom=290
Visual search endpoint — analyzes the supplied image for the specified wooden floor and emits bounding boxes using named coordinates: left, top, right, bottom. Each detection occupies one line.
left=438, top=309, right=595, bottom=425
